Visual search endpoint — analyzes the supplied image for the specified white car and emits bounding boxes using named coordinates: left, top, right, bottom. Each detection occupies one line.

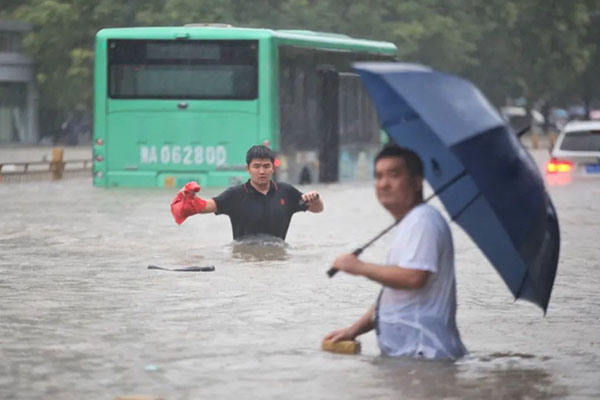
left=547, top=120, right=600, bottom=178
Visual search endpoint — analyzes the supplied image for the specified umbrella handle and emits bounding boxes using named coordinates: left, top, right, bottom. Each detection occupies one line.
left=327, top=248, right=363, bottom=277
left=326, top=211, right=406, bottom=279
left=327, top=171, right=463, bottom=278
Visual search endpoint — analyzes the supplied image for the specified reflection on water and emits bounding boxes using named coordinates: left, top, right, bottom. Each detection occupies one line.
left=370, top=355, right=567, bottom=399
left=230, top=235, right=289, bottom=262
left=546, top=173, right=573, bottom=186
left=478, top=351, right=550, bottom=361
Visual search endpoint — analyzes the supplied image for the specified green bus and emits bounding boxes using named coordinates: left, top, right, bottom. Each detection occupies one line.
left=93, top=25, right=397, bottom=188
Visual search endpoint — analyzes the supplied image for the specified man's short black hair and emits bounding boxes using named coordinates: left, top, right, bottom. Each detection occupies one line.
left=246, top=145, right=275, bottom=165
left=375, top=145, right=424, bottom=178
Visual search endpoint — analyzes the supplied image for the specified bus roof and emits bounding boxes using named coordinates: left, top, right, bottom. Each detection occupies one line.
left=96, top=26, right=398, bottom=55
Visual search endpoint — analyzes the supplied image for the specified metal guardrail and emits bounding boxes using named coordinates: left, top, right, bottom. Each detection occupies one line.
left=0, top=147, right=92, bottom=183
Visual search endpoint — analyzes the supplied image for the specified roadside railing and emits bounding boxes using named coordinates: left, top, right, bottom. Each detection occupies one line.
left=0, top=147, right=92, bottom=184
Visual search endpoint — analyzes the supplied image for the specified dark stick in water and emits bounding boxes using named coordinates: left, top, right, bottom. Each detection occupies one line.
left=147, top=265, right=215, bottom=272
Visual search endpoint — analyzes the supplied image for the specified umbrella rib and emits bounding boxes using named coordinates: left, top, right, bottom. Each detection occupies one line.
left=424, top=169, right=468, bottom=203
left=423, top=169, right=482, bottom=222
left=450, top=192, right=483, bottom=221
left=381, top=112, right=420, bottom=130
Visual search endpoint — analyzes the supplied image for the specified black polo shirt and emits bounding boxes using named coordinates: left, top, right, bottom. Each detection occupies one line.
left=213, top=180, right=306, bottom=240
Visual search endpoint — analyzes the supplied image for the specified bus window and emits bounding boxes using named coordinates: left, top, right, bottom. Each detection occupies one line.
left=338, top=73, right=380, bottom=145
left=108, top=40, right=258, bottom=100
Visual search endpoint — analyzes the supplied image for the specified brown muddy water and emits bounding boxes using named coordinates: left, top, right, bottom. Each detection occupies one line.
left=1, top=150, right=599, bottom=399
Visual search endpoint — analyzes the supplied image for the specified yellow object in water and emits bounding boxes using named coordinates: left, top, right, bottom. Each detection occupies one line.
left=321, top=340, right=361, bottom=354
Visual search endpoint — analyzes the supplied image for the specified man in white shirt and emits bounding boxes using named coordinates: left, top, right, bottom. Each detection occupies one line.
left=323, top=145, right=467, bottom=360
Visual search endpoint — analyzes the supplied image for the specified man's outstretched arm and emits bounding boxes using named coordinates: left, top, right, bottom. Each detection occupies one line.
left=171, top=181, right=218, bottom=224
left=323, top=304, right=375, bottom=343
left=201, top=198, right=217, bottom=214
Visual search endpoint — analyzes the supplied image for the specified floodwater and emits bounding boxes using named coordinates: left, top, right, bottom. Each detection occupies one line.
left=1, top=151, right=599, bottom=400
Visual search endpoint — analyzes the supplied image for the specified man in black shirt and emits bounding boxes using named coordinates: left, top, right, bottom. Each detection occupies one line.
left=171, top=145, right=323, bottom=240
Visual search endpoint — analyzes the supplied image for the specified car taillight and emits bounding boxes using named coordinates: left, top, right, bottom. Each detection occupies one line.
left=546, top=158, right=573, bottom=173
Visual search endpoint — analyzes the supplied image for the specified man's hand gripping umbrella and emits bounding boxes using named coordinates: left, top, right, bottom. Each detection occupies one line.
left=327, top=175, right=463, bottom=277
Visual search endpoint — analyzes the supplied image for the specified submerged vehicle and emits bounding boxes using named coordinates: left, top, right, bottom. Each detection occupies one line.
left=93, top=25, right=397, bottom=188
left=547, top=120, right=600, bottom=180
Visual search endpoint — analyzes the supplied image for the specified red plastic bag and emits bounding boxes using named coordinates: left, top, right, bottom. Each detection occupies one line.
left=170, top=181, right=207, bottom=225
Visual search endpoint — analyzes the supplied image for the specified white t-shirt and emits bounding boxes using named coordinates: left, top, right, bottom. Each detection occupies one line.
left=376, top=203, right=467, bottom=360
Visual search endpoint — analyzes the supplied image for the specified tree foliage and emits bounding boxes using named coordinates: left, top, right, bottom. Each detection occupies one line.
left=6, top=0, right=599, bottom=140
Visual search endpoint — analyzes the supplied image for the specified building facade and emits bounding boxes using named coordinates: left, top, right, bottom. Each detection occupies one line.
left=0, top=19, right=38, bottom=144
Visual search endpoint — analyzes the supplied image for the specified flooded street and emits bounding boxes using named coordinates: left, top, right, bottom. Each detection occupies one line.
left=1, top=149, right=599, bottom=399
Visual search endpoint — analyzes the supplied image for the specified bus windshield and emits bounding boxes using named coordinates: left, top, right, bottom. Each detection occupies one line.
left=108, top=39, right=258, bottom=100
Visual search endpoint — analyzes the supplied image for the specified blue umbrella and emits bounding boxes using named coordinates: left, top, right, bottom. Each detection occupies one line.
left=353, top=62, right=560, bottom=312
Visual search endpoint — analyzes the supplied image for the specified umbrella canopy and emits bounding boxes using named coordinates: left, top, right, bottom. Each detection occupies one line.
left=354, top=62, right=559, bottom=312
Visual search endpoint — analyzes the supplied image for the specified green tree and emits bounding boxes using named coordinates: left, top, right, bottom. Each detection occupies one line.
left=566, top=3, right=600, bottom=116
left=0, top=0, right=21, bottom=17
left=513, top=0, right=590, bottom=122
left=460, top=0, right=591, bottom=131
left=461, top=1, right=525, bottom=106
left=7, top=0, right=596, bottom=141
left=135, top=0, right=233, bottom=26
left=11, top=0, right=129, bottom=139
